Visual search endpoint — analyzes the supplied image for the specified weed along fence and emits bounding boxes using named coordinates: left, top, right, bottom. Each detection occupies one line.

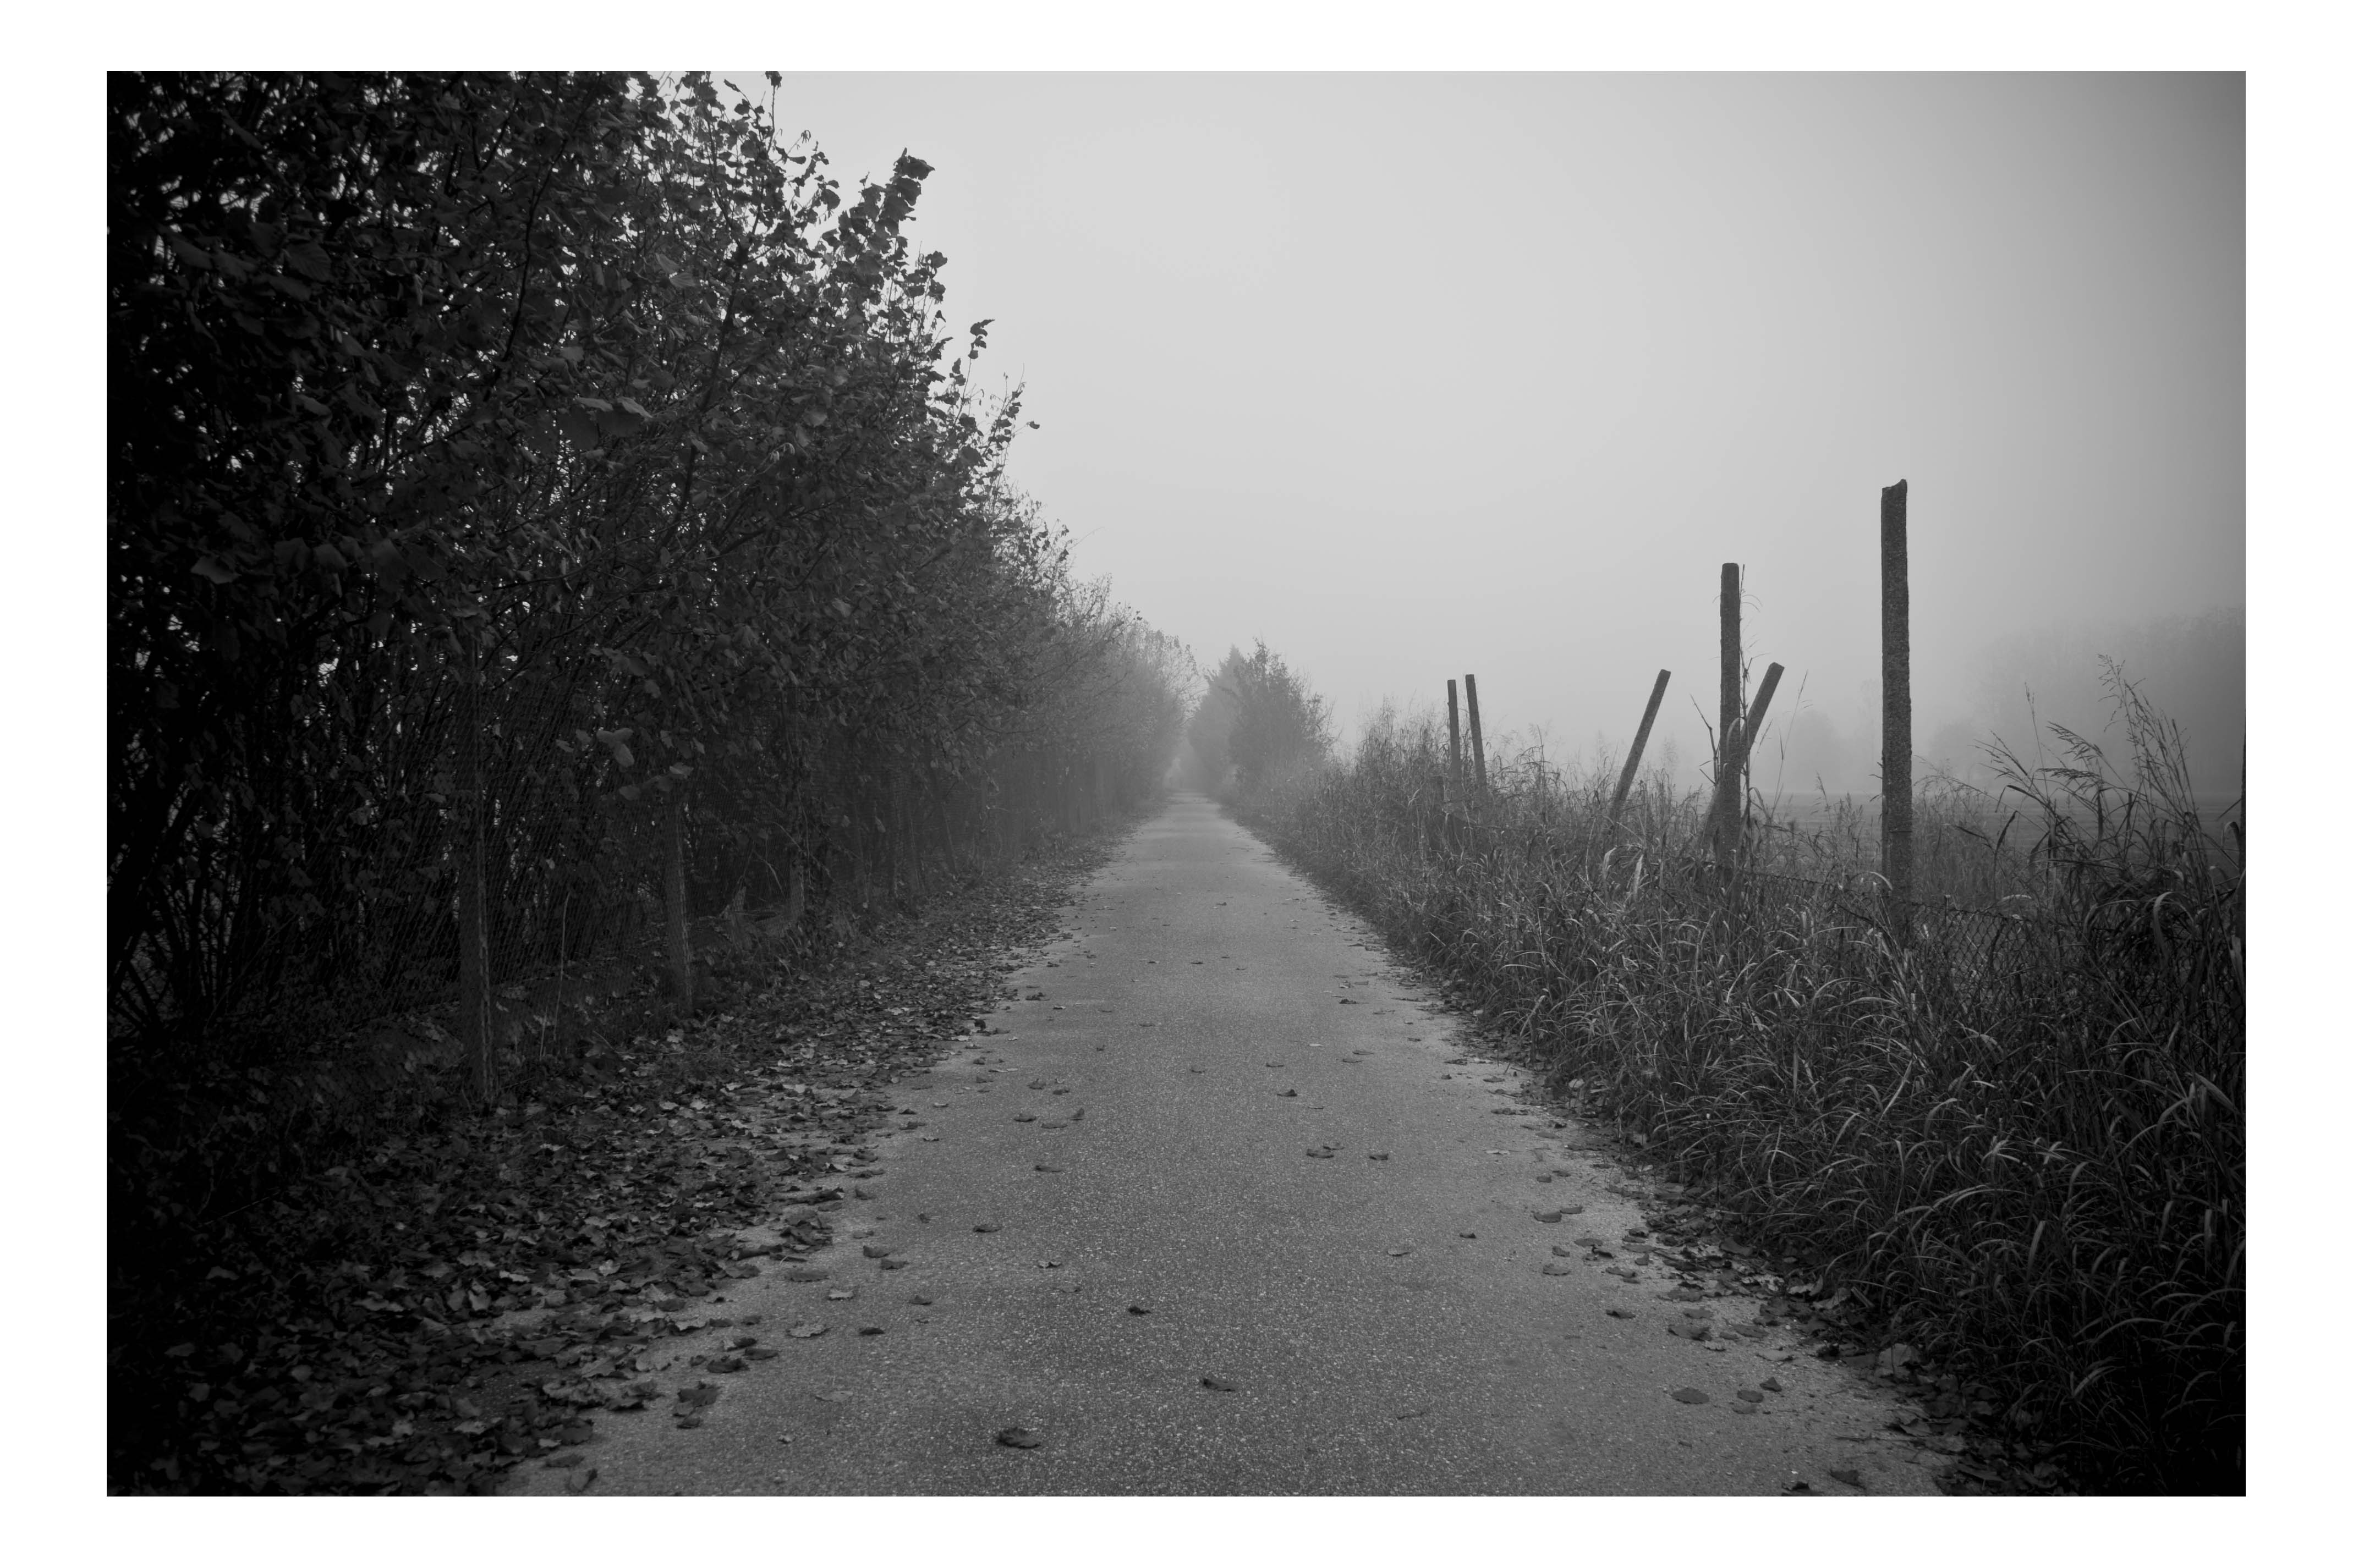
left=1236, top=478, right=2244, bottom=1489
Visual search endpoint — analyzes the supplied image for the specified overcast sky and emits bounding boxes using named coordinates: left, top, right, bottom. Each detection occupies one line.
left=752, top=72, right=2242, bottom=780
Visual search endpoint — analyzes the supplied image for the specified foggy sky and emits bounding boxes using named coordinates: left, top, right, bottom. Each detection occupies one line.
left=756, top=73, right=2244, bottom=788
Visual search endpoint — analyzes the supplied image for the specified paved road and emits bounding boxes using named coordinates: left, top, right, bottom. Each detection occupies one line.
left=511, top=794, right=1945, bottom=1495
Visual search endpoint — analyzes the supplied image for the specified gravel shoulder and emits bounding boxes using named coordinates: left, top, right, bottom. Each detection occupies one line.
left=507, top=793, right=1951, bottom=1495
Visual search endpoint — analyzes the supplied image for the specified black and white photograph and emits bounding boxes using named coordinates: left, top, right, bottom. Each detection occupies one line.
left=62, top=1, right=2330, bottom=1548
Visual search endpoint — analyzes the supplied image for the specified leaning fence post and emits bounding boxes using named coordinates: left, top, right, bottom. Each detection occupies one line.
left=1880, top=480, right=1914, bottom=912
left=1710, top=661, right=1785, bottom=863
left=1446, top=679, right=1464, bottom=797
left=1463, top=673, right=1489, bottom=805
left=1609, top=669, right=1672, bottom=834
left=665, top=782, right=694, bottom=1013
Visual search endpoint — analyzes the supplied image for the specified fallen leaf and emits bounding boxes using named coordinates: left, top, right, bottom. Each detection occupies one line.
left=1670, top=1388, right=1710, bottom=1405
left=996, top=1426, right=1043, bottom=1449
left=1127, top=1304, right=1152, bottom=1315
left=1013, top=1113, right=1037, bottom=1123
left=1366, top=1151, right=1390, bottom=1162
left=1387, top=1247, right=1413, bottom=1258
left=1304, top=1146, right=1336, bottom=1159
left=1457, top=1231, right=1477, bottom=1239
left=857, top=1327, right=884, bottom=1337
left=827, top=1288, right=856, bottom=1301
left=908, top=1294, right=935, bottom=1306
left=973, top=1222, right=1001, bottom=1233
left=1034, top=1163, right=1064, bottom=1173
left=814, top=1390, right=851, bottom=1404
left=1278, top=1089, right=1298, bottom=1098
left=1395, top=1405, right=1432, bottom=1420
left=1199, top=1376, right=1241, bottom=1393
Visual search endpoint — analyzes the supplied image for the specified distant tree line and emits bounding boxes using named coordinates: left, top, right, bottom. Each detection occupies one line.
left=1177, top=641, right=1333, bottom=797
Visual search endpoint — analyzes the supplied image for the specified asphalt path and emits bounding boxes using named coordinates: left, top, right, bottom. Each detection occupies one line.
left=510, top=793, right=1946, bottom=1495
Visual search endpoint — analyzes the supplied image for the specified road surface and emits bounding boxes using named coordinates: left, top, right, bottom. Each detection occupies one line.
left=510, top=793, right=1944, bottom=1495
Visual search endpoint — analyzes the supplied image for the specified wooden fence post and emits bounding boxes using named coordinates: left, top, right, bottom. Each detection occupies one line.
left=1719, top=563, right=1742, bottom=806
left=1880, top=479, right=1914, bottom=911
left=1709, top=661, right=1785, bottom=862
left=1446, top=679, right=1464, bottom=797
left=1608, top=668, right=1673, bottom=834
left=665, top=783, right=694, bottom=1013
left=1463, top=673, right=1489, bottom=803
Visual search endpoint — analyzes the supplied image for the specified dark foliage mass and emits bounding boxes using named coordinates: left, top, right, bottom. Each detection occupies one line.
left=109, top=71, right=1187, bottom=1489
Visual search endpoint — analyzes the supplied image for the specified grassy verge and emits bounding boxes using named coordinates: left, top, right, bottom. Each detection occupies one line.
left=1236, top=685, right=2241, bottom=1492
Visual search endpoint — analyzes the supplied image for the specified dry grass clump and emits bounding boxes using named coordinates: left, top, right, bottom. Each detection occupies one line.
left=1243, top=678, right=2241, bottom=1491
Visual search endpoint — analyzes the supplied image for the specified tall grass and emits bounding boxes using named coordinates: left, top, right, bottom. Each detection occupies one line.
left=1240, top=673, right=2242, bottom=1491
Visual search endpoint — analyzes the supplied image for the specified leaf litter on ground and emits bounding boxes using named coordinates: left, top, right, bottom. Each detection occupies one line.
left=114, top=827, right=1125, bottom=1495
